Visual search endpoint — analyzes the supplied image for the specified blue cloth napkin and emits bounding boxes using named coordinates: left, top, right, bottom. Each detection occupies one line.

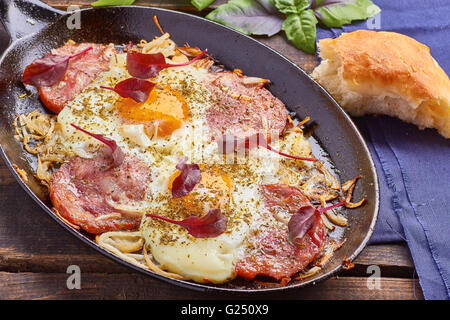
left=316, top=0, right=450, bottom=300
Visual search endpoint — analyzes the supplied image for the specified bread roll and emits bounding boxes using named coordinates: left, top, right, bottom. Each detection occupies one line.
left=311, top=30, right=450, bottom=138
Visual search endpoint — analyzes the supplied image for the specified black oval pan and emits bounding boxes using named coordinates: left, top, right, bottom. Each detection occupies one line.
left=0, top=0, right=379, bottom=293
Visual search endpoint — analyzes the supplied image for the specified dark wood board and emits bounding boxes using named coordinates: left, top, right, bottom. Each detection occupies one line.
left=0, top=272, right=423, bottom=300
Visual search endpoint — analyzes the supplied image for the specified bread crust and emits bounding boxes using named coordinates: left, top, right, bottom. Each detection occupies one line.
left=313, top=30, right=450, bottom=138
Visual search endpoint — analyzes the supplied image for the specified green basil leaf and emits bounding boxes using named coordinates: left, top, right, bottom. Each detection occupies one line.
left=91, top=0, right=135, bottom=7
left=282, top=10, right=318, bottom=54
left=206, top=0, right=283, bottom=37
left=274, top=0, right=310, bottom=14
left=311, top=0, right=381, bottom=28
left=191, top=0, right=217, bottom=11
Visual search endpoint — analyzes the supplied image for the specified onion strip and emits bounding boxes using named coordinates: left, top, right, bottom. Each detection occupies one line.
left=319, top=198, right=347, bottom=226
left=12, top=164, right=28, bottom=184
left=323, top=209, right=348, bottom=226
left=153, top=15, right=165, bottom=35
left=293, top=266, right=322, bottom=280
left=321, top=214, right=335, bottom=231
left=96, top=232, right=148, bottom=269
left=52, top=208, right=80, bottom=230
left=14, top=110, right=70, bottom=186
left=344, top=177, right=366, bottom=208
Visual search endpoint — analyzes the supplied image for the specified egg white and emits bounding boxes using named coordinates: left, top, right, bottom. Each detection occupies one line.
left=55, top=51, right=326, bottom=283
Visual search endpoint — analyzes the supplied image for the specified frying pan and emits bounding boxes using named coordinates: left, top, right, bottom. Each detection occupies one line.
left=0, top=0, right=379, bottom=293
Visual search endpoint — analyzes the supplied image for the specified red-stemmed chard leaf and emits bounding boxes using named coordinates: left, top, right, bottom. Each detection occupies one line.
left=70, top=124, right=124, bottom=168
left=217, top=132, right=316, bottom=161
left=288, top=200, right=346, bottom=246
left=146, top=208, right=228, bottom=238
left=22, top=47, right=92, bottom=87
left=205, top=0, right=283, bottom=37
left=288, top=205, right=317, bottom=246
left=100, top=77, right=156, bottom=103
left=127, top=48, right=208, bottom=79
left=171, top=157, right=202, bottom=198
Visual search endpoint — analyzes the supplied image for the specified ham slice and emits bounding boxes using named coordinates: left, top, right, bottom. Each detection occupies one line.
left=49, top=153, right=151, bottom=234
left=36, top=42, right=114, bottom=114
left=235, top=184, right=325, bottom=281
left=206, top=72, right=287, bottom=140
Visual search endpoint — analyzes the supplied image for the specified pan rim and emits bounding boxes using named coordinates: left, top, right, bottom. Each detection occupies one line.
left=0, top=5, right=379, bottom=293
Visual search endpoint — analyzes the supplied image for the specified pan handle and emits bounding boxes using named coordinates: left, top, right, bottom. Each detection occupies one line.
left=0, top=0, right=65, bottom=41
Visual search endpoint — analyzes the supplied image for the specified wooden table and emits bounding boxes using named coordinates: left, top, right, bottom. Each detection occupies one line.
left=0, top=0, right=424, bottom=300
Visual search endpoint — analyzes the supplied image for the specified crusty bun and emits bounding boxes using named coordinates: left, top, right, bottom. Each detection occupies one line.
left=311, top=30, right=450, bottom=138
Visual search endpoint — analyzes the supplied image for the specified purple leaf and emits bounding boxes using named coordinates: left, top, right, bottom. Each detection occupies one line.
left=217, top=132, right=316, bottom=161
left=206, top=0, right=284, bottom=37
left=70, top=124, right=124, bottom=168
left=22, top=47, right=92, bottom=87
left=146, top=208, right=228, bottom=238
left=127, top=49, right=207, bottom=79
left=288, top=205, right=317, bottom=245
left=171, top=157, right=202, bottom=198
left=101, top=77, right=156, bottom=103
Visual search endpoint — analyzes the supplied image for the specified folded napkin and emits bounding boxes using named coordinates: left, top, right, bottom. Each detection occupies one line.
left=316, top=0, right=450, bottom=300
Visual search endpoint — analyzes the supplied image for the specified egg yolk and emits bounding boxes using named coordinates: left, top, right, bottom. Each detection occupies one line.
left=168, top=165, right=233, bottom=217
left=117, top=86, right=189, bottom=137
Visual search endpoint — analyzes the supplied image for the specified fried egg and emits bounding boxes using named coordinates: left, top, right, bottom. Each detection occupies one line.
left=53, top=48, right=334, bottom=284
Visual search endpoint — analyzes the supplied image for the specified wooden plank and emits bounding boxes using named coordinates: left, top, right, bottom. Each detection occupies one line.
left=0, top=166, right=16, bottom=185
left=0, top=272, right=423, bottom=300
left=258, top=35, right=318, bottom=74
left=340, top=244, right=415, bottom=279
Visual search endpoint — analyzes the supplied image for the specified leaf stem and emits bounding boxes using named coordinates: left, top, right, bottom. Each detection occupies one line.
left=146, top=213, right=180, bottom=225
left=318, top=200, right=346, bottom=212
left=265, top=144, right=317, bottom=161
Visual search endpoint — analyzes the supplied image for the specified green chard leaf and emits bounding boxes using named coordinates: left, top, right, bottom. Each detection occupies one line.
left=282, top=9, right=318, bottom=54
left=206, top=0, right=284, bottom=37
left=191, top=0, right=217, bottom=11
left=91, top=0, right=135, bottom=7
left=311, top=0, right=381, bottom=28
left=274, top=0, right=310, bottom=14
